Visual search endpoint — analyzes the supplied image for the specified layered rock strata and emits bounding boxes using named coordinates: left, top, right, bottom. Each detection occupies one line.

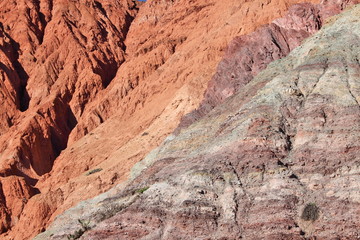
left=178, top=0, right=359, bottom=129
left=0, top=0, right=325, bottom=239
left=36, top=3, right=360, bottom=240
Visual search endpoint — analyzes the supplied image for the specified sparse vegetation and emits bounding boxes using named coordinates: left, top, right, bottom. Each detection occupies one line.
left=67, top=219, right=91, bottom=239
left=136, top=186, right=150, bottom=194
left=301, top=203, right=320, bottom=221
left=85, top=168, right=103, bottom=176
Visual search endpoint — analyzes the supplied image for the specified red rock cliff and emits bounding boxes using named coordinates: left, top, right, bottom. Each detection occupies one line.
left=36, top=3, right=360, bottom=239
left=3, top=0, right=357, bottom=239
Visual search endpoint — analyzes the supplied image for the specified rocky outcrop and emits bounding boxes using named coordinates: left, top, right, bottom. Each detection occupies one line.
left=178, top=0, right=360, bottom=130
left=0, top=0, right=139, bottom=238
left=35, top=3, right=360, bottom=240
left=0, top=0, right=326, bottom=239
left=6, top=0, right=360, bottom=239
left=68, top=0, right=322, bottom=143
left=0, top=27, right=23, bottom=135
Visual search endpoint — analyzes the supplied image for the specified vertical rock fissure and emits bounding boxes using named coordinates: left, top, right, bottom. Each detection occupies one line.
left=32, top=0, right=47, bottom=45
left=11, top=42, right=30, bottom=112
left=307, top=63, right=328, bottom=98
left=344, top=63, right=360, bottom=108
left=94, top=3, right=139, bottom=89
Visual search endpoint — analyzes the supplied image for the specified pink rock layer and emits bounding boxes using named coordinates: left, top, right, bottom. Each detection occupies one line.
left=4, top=0, right=357, bottom=239
left=71, top=4, right=360, bottom=239
left=177, top=0, right=359, bottom=131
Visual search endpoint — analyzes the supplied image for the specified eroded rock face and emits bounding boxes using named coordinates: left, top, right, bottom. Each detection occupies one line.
left=0, top=20, right=32, bottom=133
left=35, top=3, right=360, bottom=240
left=5, top=0, right=360, bottom=239
left=0, top=0, right=138, bottom=238
left=0, top=0, right=324, bottom=239
left=68, top=0, right=321, bottom=144
left=178, top=0, right=359, bottom=130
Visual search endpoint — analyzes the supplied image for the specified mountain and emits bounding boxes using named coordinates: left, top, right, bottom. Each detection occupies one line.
left=0, top=0, right=359, bottom=239
left=35, top=1, right=360, bottom=240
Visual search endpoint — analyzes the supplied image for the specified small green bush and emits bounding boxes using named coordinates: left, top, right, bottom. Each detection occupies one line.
left=301, top=203, right=319, bottom=221
left=136, top=186, right=149, bottom=194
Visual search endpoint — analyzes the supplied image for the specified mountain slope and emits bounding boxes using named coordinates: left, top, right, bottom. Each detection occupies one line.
left=36, top=3, right=360, bottom=240
left=178, top=0, right=359, bottom=129
left=1, top=0, right=330, bottom=239
left=0, top=0, right=139, bottom=237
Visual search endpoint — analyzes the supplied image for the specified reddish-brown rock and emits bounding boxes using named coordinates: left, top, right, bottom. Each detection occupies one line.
left=0, top=27, right=26, bottom=135
left=35, top=4, right=360, bottom=239
left=5, top=0, right=358, bottom=239
left=0, top=0, right=138, bottom=238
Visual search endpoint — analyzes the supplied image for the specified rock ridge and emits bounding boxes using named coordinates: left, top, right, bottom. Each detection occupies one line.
left=177, top=0, right=359, bottom=131
left=35, top=2, right=360, bottom=240
left=2, top=1, right=323, bottom=239
left=0, top=0, right=139, bottom=237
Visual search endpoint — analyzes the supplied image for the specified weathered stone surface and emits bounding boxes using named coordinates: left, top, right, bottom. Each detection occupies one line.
left=0, top=27, right=23, bottom=135
left=4, top=0, right=360, bottom=239
left=0, top=0, right=323, bottom=239
left=35, top=4, right=360, bottom=239
left=0, top=0, right=138, bottom=238
left=178, top=0, right=360, bottom=130
left=68, top=0, right=322, bottom=144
